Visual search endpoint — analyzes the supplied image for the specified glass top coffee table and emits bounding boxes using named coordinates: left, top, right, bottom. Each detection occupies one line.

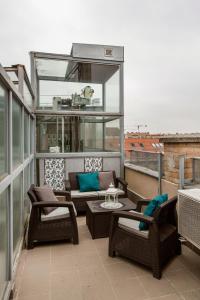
left=86, top=198, right=136, bottom=239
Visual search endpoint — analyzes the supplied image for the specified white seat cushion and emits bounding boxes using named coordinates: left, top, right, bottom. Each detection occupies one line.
left=71, top=190, right=98, bottom=198
left=118, top=210, right=149, bottom=237
left=41, top=202, right=77, bottom=221
left=98, top=188, right=125, bottom=197
left=41, top=207, right=70, bottom=221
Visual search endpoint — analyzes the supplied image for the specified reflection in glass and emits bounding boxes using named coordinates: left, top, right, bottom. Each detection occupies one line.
left=0, top=83, right=8, bottom=180
left=36, top=115, right=120, bottom=153
left=13, top=174, right=22, bottom=254
left=0, top=189, right=8, bottom=298
left=12, top=99, right=22, bottom=169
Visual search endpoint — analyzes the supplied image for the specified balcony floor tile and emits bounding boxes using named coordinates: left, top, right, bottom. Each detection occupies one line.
left=14, top=216, right=200, bottom=300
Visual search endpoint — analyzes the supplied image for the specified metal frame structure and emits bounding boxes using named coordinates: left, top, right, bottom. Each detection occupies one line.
left=0, top=65, right=35, bottom=300
left=30, top=44, right=125, bottom=176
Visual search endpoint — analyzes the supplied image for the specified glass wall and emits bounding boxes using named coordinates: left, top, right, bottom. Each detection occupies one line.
left=36, top=58, right=120, bottom=112
left=12, top=99, right=22, bottom=169
left=13, top=174, right=22, bottom=255
left=0, top=190, right=8, bottom=299
left=0, top=64, right=34, bottom=300
left=24, top=112, right=29, bottom=159
left=0, top=83, right=8, bottom=180
left=36, top=115, right=120, bottom=153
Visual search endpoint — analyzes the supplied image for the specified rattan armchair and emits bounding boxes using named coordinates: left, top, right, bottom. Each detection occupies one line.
left=27, top=185, right=79, bottom=249
left=109, top=196, right=181, bottom=279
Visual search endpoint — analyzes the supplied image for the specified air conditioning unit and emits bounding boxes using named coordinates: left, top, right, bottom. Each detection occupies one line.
left=178, top=189, right=200, bottom=250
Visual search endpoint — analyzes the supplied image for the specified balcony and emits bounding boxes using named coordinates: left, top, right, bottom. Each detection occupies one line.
left=1, top=45, right=200, bottom=300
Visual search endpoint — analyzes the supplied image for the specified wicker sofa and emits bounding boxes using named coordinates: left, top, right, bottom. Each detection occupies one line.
left=66, top=171, right=128, bottom=213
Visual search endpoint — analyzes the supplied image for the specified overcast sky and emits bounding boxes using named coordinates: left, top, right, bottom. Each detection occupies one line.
left=1, top=0, right=200, bottom=133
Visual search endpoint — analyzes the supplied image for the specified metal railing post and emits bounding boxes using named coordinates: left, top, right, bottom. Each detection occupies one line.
left=158, top=153, right=162, bottom=195
left=179, top=155, right=185, bottom=189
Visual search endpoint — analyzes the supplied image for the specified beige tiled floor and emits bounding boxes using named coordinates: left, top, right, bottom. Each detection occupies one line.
left=14, top=217, right=200, bottom=300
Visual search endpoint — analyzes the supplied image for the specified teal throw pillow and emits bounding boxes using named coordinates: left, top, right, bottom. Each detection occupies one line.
left=139, top=194, right=168, bottom=231
left=77, top=172, right=100, bottom=192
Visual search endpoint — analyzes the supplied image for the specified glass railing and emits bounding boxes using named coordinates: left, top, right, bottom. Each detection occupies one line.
left=126, top=149, right=161, bottom=172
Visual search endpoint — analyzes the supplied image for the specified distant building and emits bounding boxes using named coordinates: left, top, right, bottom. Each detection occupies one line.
left=124, top=132, right=163, bottom=160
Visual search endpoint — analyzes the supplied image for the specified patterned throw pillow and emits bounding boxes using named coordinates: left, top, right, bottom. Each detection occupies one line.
left=34, top=185, right=58, bottom=215
left=99, top=171, right=114, bottom=190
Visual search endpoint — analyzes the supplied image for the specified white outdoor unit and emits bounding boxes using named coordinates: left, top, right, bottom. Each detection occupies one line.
left=178, top=189, right=200, bottom=250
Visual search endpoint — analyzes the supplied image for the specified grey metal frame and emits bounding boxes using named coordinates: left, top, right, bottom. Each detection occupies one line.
left=0, top=64, right=35, bottom=300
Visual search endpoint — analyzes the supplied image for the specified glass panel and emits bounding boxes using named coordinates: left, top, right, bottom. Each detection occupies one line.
left=0, top=189, right=8, bottom=299
left=24, top=112, right=29, bottom=159
left=36, top=116, right=62, bottom=153
left=36, top=58, right=120, bottom=112
left=105, top=118, right=120, bottom=151
left=105, top=69, right=120, bottom=112
left=39, top=81, right=102, bottom=111
left=24, top=165, right=30, bottom=221
left=36, top=58, right=69, bottom=77
left=30, top=160, right=34, bottom=184
left=7, top=71, right=18, bottom=81
left=13, top=174, right=22, bottom=254
left=36, top=115, right=120, bottom=153
left=12, top=99, right=22, bottom=169
left=0, top=83, right=8, bottom=180
left=23, top=80, right=33, bottom=108
left=30, top=118, right=34, bottom=154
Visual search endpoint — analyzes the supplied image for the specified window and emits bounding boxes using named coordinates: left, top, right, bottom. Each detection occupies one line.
left=139, top=143, right=144, bottom=147
left=0, top=83, right=8, bottom=180
left=12, top=99, right=22, bottom=169
left=131, top=143, right=135, bottom=147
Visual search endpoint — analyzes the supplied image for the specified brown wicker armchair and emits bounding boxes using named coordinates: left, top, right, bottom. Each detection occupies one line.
left=109, top=196, right=181, bottom=279
left=27, top=185, right=79, bottom=249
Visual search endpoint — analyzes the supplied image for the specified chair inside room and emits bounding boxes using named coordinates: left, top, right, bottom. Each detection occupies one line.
left=27, top=184, right=79, bottom=249
left=109, top=196, right=181, bottom=279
